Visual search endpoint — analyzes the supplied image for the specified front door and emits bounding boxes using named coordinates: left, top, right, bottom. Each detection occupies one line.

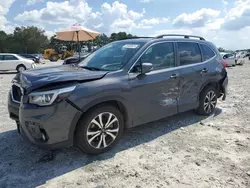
left=128, top=42, right=180, bottom=126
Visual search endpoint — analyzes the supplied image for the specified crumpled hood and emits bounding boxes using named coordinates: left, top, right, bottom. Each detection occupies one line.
left=13, top=65, right=108, bottom=93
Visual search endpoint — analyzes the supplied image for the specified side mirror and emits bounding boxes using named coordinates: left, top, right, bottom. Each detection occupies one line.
left=141, top=63, right=153, bottom=74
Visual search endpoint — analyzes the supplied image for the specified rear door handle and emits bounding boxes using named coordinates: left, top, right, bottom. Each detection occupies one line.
left=170, top=74, right=179, bottom=79
left=201, top=68, right=208, bottom=73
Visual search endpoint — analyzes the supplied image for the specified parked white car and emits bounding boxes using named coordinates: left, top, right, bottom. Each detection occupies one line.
left=236, top=51, right=247, bottom=60
left=220, top=52, right=237, bottom=66
left=235, top=51, right=246, bottom=65
left=0, top=53, right=36, bottom=72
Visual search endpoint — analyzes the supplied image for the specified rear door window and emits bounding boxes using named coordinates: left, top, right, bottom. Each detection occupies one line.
left=200, top=44, right=216, bottom=61
left=0, top=55, right=3, bottom=60
left=177, top=42, right=202, bottom=66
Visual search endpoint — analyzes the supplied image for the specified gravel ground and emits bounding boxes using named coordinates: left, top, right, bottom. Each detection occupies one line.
left=0, top=61, right=250, bottom=188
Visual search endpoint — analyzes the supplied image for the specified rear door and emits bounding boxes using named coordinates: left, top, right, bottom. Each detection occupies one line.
left=176, top=42, right=207, bottom=112
left=128, top=42, right=180, bottom=125
left=3, top=55, right=19, bottom=70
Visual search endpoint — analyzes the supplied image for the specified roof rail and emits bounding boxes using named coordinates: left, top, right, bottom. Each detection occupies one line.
left=127, top=36, right=154, bottom=39
left=155, top=34, right=205, bottom=41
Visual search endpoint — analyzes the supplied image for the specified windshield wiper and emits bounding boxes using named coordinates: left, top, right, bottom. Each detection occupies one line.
left=80, top=66, right=106, bottom=71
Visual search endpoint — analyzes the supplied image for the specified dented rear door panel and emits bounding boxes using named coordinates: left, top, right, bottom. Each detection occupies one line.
left=177, top=63, right=207, bottom=112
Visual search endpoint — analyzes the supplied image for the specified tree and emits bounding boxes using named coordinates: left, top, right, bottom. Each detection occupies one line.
left=93, top=34, right=109, bottom=47
left=109, top=32, right=135, bottom=42
left=0, top=31, right=8, bottom=52
left=110, top=33, right=118, bottom=42
left=4, top=26, right=49, bottom=53
left=117, top=32, right=127, bottom=40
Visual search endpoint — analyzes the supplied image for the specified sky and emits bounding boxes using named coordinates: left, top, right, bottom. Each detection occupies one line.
left=0, top=0, right=250, bottom=50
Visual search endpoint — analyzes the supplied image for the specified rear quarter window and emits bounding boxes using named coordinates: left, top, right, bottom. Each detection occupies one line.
left=200, top=44, right=216, bottom=61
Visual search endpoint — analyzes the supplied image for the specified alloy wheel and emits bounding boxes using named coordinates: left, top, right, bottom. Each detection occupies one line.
left=86, top=112, right=119, bottom=149
left=204, top=91, right=217, bottom=114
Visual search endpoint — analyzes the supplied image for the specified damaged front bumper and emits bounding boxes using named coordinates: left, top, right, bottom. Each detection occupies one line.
left=8, top=92, right=82, bottom=150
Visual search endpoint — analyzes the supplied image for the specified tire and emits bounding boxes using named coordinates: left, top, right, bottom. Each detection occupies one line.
left=75, top=105, right=124, bottom=154
left=16, top=65, right=26, bottom=72
left=196, top=86, right=218, bottom=115
left=49, top=54, right=59, bottom=62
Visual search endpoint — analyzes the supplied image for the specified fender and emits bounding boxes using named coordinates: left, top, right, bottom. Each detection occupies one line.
left=67, top=95, right=133, bottom=146
left=199, top=79, right=220, bottom=100
left=199, top=78, right=220, bottom=91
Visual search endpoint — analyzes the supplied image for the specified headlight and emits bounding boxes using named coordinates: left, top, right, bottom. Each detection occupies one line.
left=28, top=86, right=76, bottom=106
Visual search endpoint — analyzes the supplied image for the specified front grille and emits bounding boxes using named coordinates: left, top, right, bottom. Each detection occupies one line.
left=12, top=85, right=22, bottom=103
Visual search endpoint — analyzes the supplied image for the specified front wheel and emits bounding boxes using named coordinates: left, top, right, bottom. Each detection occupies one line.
left=196, top=86, right=217, bottom=115
left=75, top=105, right=124, bottom=154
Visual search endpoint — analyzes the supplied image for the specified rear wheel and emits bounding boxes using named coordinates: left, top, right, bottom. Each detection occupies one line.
left=196, top=86, right=217, bottom=115
left=16, top=65, right=26, bottom=72
left=75, top=105, right=124, bottom=154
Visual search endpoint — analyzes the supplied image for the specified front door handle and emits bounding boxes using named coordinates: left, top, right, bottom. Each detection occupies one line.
left=201, top=68, right=208, bottom=74
left=170, top=73, right=179, bottom=79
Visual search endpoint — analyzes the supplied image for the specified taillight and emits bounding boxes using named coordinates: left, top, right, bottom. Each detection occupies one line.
left=221, top=60, right=228, bottom=68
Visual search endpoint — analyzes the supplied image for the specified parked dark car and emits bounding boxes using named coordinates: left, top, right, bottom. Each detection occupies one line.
left=63, top=54, right=90, bottom=65
left=8, top=34, right=228, bottom=154
left=19, top=54, right=40, bottom=63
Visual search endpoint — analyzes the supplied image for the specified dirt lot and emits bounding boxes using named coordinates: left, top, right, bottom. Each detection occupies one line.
left=0, top=62, right=250, bottom=188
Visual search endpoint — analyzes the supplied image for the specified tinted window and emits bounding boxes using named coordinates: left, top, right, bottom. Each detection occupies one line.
left=0, top=55, right=3, bottom=60
left=200, top=44, right=215, bottom=61
left=140, top=42, right=175, bottom=71
left=4, top=55, right=18, bottom=60
left=177, top=42, right=202, bottom=65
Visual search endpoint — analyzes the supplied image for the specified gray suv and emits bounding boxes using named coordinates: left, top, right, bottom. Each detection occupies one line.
left=8, top=34, right=228, bottom=154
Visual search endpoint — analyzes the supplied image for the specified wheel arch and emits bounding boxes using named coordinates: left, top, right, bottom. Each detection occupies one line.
left=69, top=97, right=132, bottom=146
left=199, top=80, right=220, bottom=98
left=16, top=64, right=26, bottom=71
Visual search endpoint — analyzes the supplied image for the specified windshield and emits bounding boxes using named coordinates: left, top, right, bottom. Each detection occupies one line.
left=78, top=41, right=145, bottom=71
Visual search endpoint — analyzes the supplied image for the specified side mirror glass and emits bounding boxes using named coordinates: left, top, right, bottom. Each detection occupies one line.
left=141, top=63, right=153, bottom=74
